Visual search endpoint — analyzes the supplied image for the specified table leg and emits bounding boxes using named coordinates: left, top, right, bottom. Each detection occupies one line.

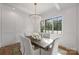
left=40, top=48, right=41, bottom=55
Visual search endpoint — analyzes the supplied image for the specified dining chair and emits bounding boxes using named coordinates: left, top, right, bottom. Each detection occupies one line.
left=41, top=38, right=60, bottom=55
left=19, top=35, right=40, bottom=55
left=41, top=33, right=50, bottom=38
left=50, top=38, right=60, bottom=55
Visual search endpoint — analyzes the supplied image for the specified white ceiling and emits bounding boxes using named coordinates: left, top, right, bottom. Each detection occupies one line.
left=1, top=3, right=77, bottom=15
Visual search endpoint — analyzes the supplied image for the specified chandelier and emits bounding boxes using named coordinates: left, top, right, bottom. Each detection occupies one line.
left=30, top=3, right=41, bottom=32
left=30, top=3, right=41, bottom=18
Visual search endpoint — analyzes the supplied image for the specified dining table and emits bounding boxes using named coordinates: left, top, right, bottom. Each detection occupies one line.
left=26, top=36, right=55, bottom=55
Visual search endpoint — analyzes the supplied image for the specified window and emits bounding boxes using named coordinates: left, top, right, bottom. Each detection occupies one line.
left=40, top=16, right=63, bottom=34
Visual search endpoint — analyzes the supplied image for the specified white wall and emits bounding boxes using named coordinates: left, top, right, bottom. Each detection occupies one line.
left=0, top=5, right=34, bottom=47
left=0, top=8, right=1, bottom=47
left=77, top=5, right=79, bottom=52
left=41, top=5, right=78, bottom=51
left=1, top=7, right=16, bottom=47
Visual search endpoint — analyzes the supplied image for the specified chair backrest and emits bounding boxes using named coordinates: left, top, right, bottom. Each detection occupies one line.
left=42, top=33, right=50, bottom=38
left=51, top=38, right=60, bottom=55
left=19, top=35, right=33, bottom=55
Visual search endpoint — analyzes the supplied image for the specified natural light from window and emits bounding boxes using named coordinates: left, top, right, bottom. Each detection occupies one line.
left=40, top=16, right=63, bottom=35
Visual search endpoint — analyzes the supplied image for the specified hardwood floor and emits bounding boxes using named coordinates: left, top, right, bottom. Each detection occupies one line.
left=58, top=45, right=79, bottom=55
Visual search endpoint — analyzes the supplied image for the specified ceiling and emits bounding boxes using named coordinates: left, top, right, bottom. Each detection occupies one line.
left=1, top=3, right=77, bottom=15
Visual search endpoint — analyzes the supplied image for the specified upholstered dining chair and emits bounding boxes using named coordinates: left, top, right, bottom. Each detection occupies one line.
left=41, top=33, right=50, bottom=38
left=19, top=35, right=40, bottom=55
left=50, top=38, right=60, bottom=55
left=41, top=38, right=60, bottom=55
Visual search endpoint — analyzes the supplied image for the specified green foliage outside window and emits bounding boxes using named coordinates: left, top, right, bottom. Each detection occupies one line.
left=53, top=19, right=62, bottom=31
left=40, top=16, right=62, bottom=33
left=45, top=20, right=52, bottom=31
